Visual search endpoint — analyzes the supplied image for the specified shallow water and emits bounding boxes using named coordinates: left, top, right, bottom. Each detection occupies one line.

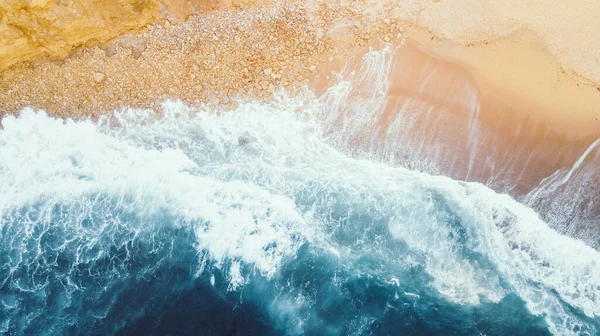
left=1, top=47, right=599, bottom=336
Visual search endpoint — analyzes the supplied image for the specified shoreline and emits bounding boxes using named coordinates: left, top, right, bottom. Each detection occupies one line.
left=313, top=40, right=597, bottom=196
left=1, top=1, right=599, bottom=141
left=403, top=26, right=600, bottom=138
left=1, top=1, right=599, bottom=139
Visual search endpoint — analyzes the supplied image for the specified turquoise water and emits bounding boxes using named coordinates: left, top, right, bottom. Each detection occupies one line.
left=1, top=47, right=599, bottom=335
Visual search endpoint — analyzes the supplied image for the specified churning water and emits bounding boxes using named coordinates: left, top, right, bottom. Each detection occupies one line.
left=1, top=46, right=599, bottom=335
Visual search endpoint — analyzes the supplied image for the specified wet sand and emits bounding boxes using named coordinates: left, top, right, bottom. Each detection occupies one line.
left=405, top=26, right=600, bottom=138
left=1, top=0, right=599, bottom=197
left=313, top=40, right=595, bottom=196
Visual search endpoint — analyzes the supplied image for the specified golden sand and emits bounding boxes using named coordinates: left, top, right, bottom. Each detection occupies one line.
left=0, top=0, right=599, bottom=190
left=314, top=40, right=595, bottom=195
left=0, top=1, right=394, bottom=118
left=0, top=0, right=267, bottom=73
left=405, top=27, right=600, bottom=138
left=385, top=0, right=600, bottom=137
left=1, top=0, right=598, bottom=136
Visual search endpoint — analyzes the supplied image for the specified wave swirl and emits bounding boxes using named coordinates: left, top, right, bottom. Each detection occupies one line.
left=1, top=46, right=599, bottom=335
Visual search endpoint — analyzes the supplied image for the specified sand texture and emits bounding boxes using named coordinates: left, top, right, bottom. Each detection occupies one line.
left=0, top=0, right=266, bottom=73
left=1, top=0, right=599, bottom=138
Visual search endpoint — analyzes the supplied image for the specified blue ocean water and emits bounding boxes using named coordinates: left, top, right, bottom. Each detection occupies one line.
left=1, top=48, right=600, bottom=335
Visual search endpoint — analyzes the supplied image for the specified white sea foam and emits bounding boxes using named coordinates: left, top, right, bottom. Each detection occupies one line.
left=1, top=45, right=599, bottom=335
left=524, top=137, right=600, bottom=248
left=0, top=109, right=309, bottom=285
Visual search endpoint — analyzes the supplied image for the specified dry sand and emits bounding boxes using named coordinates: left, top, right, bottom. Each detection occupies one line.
left=0, top=1, right=387, bottom=118
left=1, top=0, right=598, bottom=137
left=0, top=0, right=599, bottom=193
left=0, top=0, right=267, bottom=73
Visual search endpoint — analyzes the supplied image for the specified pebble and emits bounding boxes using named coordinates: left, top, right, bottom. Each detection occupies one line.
left=0, top=0, right=406, bottom=118
left=93, top=72, right=106, bottom=83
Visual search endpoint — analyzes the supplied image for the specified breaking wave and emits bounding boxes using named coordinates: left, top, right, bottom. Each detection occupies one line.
left=1, top=46, right=599, bottom=335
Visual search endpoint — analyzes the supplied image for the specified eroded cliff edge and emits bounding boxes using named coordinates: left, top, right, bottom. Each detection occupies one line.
left=0, top=0, right=263, bottom=72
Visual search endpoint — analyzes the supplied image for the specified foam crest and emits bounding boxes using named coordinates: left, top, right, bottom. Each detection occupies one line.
left=0, top=109, right=311, bottom=333
left=524, top=138, right=600, bottom=248
left=93, top=99, right=600, bottom=334
left=2, top=45, right=600, bottom=335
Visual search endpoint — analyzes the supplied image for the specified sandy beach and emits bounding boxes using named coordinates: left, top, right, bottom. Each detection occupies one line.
left=1, top=1, right=599, bottom=132
left=3, top=2, right=600, bottom=334
left=1, top=0, right=599, bottom=193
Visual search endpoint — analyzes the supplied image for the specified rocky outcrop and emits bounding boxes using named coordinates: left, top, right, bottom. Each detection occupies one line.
left=0, top=0, right=264, bottom=72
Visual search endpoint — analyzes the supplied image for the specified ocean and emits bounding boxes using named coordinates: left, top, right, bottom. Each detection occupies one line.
left=1, top=47, right=599, bottom=335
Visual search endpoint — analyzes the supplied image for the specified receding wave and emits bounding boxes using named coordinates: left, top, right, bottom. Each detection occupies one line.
left=1, top=46, right=599, bottom=335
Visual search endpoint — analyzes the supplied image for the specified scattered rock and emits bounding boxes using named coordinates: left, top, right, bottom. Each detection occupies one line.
left=0, top=0, right=403, bottom=117
left=93, top=72, right=106, bottom=83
